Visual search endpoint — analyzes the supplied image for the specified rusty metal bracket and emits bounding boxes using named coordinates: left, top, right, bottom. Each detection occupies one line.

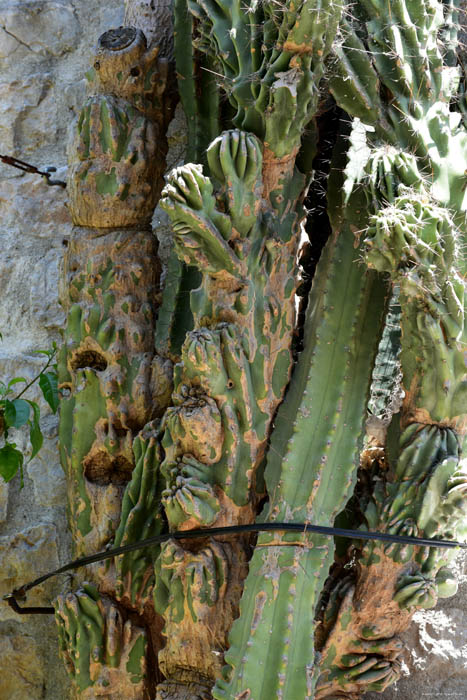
left=0, top=154, right=67, bottom=188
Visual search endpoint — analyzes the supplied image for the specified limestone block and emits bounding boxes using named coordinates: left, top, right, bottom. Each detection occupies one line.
left=0, top=523, right=59, bottom=621
left=2, top=2, right=79, bottom=57
left=0, top=634, right=45, bottom=700
left=0, top=72, right=53, bottom=152
left=0, top=171, right=69, bottom=236
left=0, top=26, right=21, bottom=59
left=27, top=441, right=66, bottom=507
left=29, top=248, right=66, bottom=330
left=63, top=78, right=87, bottom=118
left=0, top=480, right=9, bottom=524
left=0, top=251, right=63, bottom=347
left=17, top=84, right=58, bottom=154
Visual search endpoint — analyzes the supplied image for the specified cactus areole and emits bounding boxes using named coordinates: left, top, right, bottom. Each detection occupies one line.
left=54, top=3, right=466, bottom=699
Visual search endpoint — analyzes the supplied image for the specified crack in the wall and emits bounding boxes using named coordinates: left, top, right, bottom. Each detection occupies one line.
left=1, top=25, right=34, bottom=53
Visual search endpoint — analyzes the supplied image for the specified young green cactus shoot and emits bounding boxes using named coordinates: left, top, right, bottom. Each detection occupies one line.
left=55, top=1, right=466, bottom=699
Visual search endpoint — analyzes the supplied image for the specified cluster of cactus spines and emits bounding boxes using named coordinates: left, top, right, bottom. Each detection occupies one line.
left=55, top=583, right=148, bottom=698
left=188, top=0, right=344, bottom=158
left=56, top=26, right=174, bottom=697
left=331, top=0, right=467, bottom=215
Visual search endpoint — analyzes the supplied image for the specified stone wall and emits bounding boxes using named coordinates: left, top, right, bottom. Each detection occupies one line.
left=0, top=1, right=465, bottom=699
left=0, top=2, right=124, bottom=698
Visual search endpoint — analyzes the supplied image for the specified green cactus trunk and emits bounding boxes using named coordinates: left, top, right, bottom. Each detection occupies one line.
left=54, top=2, right=466, bottom=699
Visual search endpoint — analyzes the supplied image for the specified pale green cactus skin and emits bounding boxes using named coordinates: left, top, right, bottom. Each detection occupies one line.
left=55, top=582, right=148, bottom=697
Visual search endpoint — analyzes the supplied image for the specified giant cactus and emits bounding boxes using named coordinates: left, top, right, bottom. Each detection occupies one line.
left=55, top=1, right=466, bottom=699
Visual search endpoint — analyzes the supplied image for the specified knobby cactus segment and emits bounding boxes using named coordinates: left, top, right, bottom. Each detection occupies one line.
left=188, top=0, right=344, bottom=158
left=55, top=583, right=148, bottom=698
left=56, top=26, right=174, bottom=698
left=155, top=124, right=308, bottom=697
left=365, top=188, right=466, bottom=429
left=316, top=425, right=467, bottom=699
left=330, top=0, right=467, bottom=217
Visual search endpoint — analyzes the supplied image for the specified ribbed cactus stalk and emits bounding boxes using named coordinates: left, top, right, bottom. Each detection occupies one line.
left=55, top=26, right=174, bottom=698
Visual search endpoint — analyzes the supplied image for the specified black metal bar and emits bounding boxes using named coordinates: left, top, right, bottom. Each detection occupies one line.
left=2, top=521, right=466, bottom=615
left=3, top=594, right=55, bottom=615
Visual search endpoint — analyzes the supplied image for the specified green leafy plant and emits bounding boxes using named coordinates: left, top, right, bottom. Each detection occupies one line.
left=0, top=343, right=59, bottom=487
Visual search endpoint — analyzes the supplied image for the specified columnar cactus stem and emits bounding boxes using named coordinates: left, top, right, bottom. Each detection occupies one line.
left=55, top=26, right=174, bottom=698
left=53, top=2, right=467, bottom=698
left=155, top=124, right=307, bottom=698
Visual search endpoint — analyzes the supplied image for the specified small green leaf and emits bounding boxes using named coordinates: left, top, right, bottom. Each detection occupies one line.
left=0, top=443, right=23, bottom=483
left=4, top=399, right=30, bottom=428
left=39, top=371, right=59, bottom=413
left=7, top=377, right=27, bottom=390
left=27, top=401, right=43, bottom=461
